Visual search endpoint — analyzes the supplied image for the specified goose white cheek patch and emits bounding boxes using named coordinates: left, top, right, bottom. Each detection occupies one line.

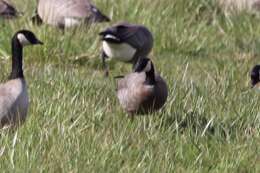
left=104, top=34, right=119, bottom=41
left=17, top=33, right=30, bottom=46
left=143, top=61, right=152, bottom=72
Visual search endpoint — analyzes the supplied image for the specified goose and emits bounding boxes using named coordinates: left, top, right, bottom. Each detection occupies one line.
left=115, top=57, right=168, bottom=116
left=218, top=0, right=260, bottom=12
left=32, top=0, right=110, bottom=29
left=251, top=65, right=260, bottom=90
left=0, top=30, right=43, bottom=128
left=99, top=22, right=153, bottom=76
left=0, top=0, right=18, bottom=19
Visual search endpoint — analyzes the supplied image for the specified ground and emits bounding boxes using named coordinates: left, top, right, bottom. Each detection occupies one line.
left=0, top=0, right=259, bottom=172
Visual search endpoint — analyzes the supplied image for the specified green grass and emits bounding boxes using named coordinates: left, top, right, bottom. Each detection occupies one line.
left=0, top=0, right=260, bottom=172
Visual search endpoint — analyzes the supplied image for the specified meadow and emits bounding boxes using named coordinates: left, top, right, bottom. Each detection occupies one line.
left=0, top=0, right=259, bottom=172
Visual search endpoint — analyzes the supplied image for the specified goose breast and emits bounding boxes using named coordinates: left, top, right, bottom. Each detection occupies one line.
left=0, top=79, right=28, bottom=126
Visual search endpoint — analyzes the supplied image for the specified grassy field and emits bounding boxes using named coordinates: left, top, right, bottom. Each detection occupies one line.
left=0, top=0, right=259, bottom=172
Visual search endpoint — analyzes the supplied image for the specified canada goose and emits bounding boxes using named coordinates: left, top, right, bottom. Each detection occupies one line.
left=32, top=0, right=110, bottom=29
left=0, top=30, right=43, bottom=128
left=0, top=0, right=18, bottom=19
left=218, top=0, right=260, bottom=12
left=251, top=65, right=260, bottom=90
left=99, top=22, right=153, bottom=75
left=116, top=58, right=168, bottom=116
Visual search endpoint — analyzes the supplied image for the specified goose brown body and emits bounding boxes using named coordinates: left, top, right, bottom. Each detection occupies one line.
left=33, top=0, right=110, bottom=28
left=0, top=79, right=28, bottom=126
left=116, top=58, right=168, bottom=115
left=117, top=72, right=168, bottom=114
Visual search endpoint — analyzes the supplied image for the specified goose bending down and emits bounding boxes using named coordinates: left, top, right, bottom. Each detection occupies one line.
left=116, top=58, right=168, bottom=116
left=99, top=22, right=153, bottom=76
left=0, top=0, right=18, bottom=18
left=251, top=65, right=260, bottom=90
left=0, top=30, right=43, bottom=128
left=32, top=0, right=110, bottom=29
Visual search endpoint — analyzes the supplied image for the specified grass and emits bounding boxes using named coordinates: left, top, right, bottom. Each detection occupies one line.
left=0, top=0, right=260, bottom=172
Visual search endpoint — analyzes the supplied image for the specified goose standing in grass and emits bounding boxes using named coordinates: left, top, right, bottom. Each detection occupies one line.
left=250, top=65, right=260, bottom=89
left=115, top=58, right=168, bottom=116
left=99, top=22, right=153, bottom=76
left=32, top=0, right=110, bottom=29
left=0, top=0, right=18, bottom=19
left=0, top=30, right=43, bottom=128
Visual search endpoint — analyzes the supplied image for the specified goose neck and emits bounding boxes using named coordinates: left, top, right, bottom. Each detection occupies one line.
left=9, top=38, right=23, bottom=79
left=145, top=65, right=155, bottom=85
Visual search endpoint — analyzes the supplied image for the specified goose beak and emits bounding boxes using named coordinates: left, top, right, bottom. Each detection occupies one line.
left=36, top=40, right=44, bottom=45
left=102, top=15, right=110, bottom=22
left=114, top=75, right=125, bottom=79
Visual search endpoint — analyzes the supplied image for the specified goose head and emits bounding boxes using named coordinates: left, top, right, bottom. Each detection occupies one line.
left=251, top=65, right=260, bottom=88
left=9, top=30, right=43, bottom=80
left=134, top=57, right=153, bottom=72
left=134, top=57, right=155, bottom=85
left=89, top=5, right=110, bottom=22
left=13, top=30, right=43, bottom=47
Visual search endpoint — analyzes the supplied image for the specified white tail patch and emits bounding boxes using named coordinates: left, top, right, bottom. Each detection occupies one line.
left=64, top=17, right=81, bottom=28
left=17, top=33, right=30, bottom=46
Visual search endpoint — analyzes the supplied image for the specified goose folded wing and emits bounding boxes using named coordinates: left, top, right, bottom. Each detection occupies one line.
left=120, top=25, right=153, bottom=51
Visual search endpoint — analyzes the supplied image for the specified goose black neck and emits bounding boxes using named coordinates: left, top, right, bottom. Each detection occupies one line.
left=9, top=37, right=24, bottom=79
left=145, top=64, right=156, bottom=85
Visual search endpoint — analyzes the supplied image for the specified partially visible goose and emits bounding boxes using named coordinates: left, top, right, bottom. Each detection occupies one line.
left=251, top=65, right=260, bottom=90
left=0, top=30, right=43, bottom=128
left=99, top=22, right=153, bottom=75
left=116, top=58, right=168, bottom=116
left=0, top=0, right=18, bottom=19
left=32, top=0, right=110, bottom=29
left=218, top=0, right=260, bottom=12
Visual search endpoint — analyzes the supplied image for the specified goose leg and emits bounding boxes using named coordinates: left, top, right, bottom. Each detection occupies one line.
left=31, top=14, right=43, bottom=26
left=102, top=51, right=109, bottom=77
left=127, top=111, right=135, bottom=122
